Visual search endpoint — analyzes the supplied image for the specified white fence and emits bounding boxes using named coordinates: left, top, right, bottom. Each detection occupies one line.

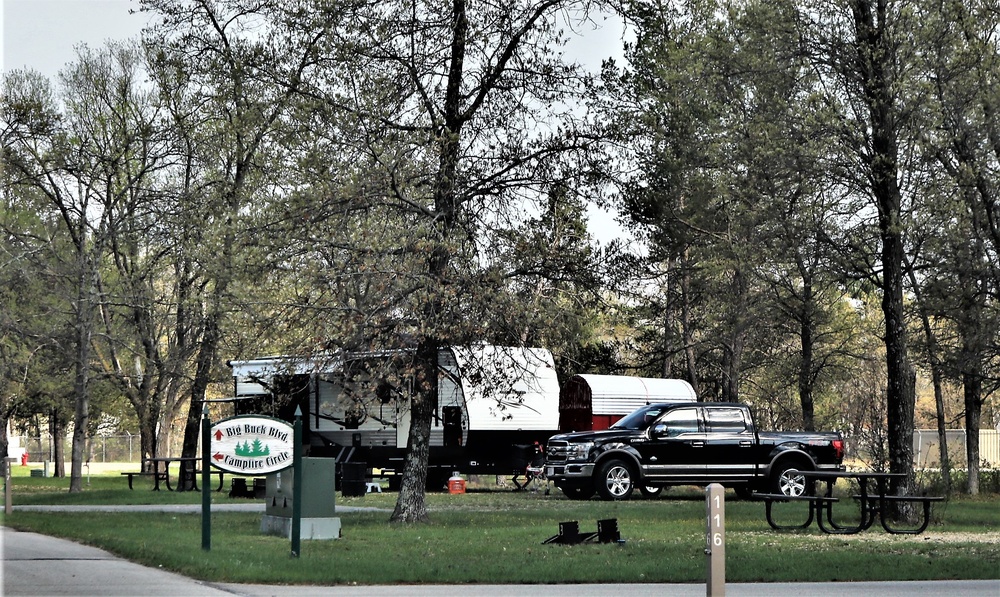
left=913, top=429, right=1000, bottom=468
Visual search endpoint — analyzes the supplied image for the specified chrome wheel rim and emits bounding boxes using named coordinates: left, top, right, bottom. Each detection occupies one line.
left=605, top=465, right=632, bottom=498
left=779, top=469, right=806, bottom=496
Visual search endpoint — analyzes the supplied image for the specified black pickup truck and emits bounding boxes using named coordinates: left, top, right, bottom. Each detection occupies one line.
left=544, top=402, right=845, bottom=500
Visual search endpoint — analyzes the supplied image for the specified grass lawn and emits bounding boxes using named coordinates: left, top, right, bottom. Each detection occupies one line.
left=2, top=466, right=999, bottom=585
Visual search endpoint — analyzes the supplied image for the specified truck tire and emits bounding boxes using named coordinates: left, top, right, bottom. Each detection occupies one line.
left=639, top=485, right=662, bottom=498
left=596, top=459, right=636, bottom=501
left=771, top=462, right=809, bottom=497
left=561, top=486, right=595, bottom=500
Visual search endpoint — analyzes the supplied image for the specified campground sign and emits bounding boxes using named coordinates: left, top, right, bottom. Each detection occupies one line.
left=209, top=415, right=295, bottom=475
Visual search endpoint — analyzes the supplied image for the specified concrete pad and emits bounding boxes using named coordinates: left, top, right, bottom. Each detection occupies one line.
left=1, top=527, right=231, bottom=596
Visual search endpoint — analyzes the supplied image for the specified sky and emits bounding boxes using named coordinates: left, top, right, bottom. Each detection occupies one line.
left=3, top=0, right=148, bottom=78
left=2, top=0, right=631, bottom=245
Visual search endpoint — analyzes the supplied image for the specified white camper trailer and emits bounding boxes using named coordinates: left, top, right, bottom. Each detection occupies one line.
left=558, top=374, right=697, bottom=431
left=229, top=346, right=560, bottom=487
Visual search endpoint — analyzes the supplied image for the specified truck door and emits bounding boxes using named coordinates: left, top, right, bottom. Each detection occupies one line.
left=641, top=406, right=706, bottom=482
left=701, top=406, right=757, bottom=480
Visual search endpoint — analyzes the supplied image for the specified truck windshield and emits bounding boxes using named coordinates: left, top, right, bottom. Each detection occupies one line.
left=611, top=405, right=668, bottom=431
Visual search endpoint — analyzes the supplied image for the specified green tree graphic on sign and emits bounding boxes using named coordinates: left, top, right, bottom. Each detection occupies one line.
left=234, top=439, right=270, bottom=457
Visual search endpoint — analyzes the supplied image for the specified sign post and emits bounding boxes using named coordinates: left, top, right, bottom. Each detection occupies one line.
left=4, top=458, right=13, bottom=515
left=706, top=483, right=725, bottom=596
left=201, top=404, right=211, bottom=551
left=291, top=406, right=303, bottom=557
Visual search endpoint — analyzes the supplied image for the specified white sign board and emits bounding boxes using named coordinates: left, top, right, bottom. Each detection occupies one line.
left=210, top=415, right=295, bottom=475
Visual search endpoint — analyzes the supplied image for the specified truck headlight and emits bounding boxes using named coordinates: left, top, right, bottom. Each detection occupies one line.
left=565, top=442, right=594, bottom=461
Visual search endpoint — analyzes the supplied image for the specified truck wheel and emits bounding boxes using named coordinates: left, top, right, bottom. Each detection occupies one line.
left=771, top=463, right=808, bottom=497
left=596, top=459, right=636, bottom=501
left=561, top=486, right=595, bottom=500
left=639, top=485, right=662, bottom=498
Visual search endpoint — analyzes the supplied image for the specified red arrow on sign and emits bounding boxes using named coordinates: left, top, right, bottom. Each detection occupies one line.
left=214, top=429, right=223, bottom=441
left=213, top=453, right=225, bottom=461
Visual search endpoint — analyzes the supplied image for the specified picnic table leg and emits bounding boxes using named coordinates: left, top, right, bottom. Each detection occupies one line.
left=764, top=499, right=814, bottom=530
left=816, top=499, right=864, bottom=534
left=878, top=499, right=934, bottom=535
left=817, top=479, right=868, bottom=533
left=511, top=473, right=525, bottom=491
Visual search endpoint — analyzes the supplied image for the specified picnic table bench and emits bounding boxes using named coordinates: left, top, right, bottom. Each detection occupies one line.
left=120, top=470, right=168, bottom=491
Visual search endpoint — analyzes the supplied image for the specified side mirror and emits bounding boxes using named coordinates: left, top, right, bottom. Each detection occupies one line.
left=651, top=423, right=668, bottom=437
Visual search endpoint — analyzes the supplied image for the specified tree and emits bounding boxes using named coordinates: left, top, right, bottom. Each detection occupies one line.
left=264, top=0, right=605, bottom=522
left=911, top=0, right=1000, bottom=495
left=605, top=0, right=826, bottom=403
left=2, top=64, right=119, bottom=492
left=794, top=0, right=924, bottom=506
left=140, top=0, right=325, bottom=487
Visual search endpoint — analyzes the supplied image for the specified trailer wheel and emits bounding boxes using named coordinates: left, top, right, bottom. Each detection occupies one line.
left=596, top=458, right=636, bottom=501
left=426, top=472, right=449, bottom=492
left=560, top=486, right=595, bottom=500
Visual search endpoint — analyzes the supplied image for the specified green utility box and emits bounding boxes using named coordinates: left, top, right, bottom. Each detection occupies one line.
left=260, top=457, right=340, bottom=539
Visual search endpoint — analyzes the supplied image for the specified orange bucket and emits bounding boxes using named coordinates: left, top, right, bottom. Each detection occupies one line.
left=448, top=472, right=466, bottom=494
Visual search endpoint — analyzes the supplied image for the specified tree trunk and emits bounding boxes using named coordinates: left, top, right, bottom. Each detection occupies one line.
left=963, top=368, right=983, bottom=496
left=907, top=265, right=951, bottom=492
left=798, top=272, right=815, bottom=431
left=957, top=233, right=987, bottom=495
left=680, top=252, right=699, bottom=394
left=138, top=405, right=158, bottom=471
left=720, top=268, right=747, bottom=403
left=50, top=412, right=66, bottom=478
left=849, top=0, right=915, bottom=517
left=930, top=367, right=951, bottom=492
left=69, top=252, right=95, bottom=493
left=178, top=313, right=222, bottom=490
left=390, top=341, right=437, bottom=523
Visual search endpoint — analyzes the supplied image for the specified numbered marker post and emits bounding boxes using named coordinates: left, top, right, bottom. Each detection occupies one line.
left=706, top=483, right=725, bottom=597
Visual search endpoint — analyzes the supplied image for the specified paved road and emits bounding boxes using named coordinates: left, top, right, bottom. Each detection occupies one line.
left=3, top=506, right=998, bottom=596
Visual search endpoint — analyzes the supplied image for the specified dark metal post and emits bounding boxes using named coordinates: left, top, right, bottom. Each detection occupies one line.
left=201, top=403, right=211, bottom=551
left=291, top=405, right=303, bottom=557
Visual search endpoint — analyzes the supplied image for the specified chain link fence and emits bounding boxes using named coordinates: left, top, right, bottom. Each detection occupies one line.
left=10, top=434, right=185, bottom=464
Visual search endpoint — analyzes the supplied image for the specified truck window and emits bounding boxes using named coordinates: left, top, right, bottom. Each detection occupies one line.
left=612, top=405, right=668, bottom=430
left=705, top=408, right=748, bottom=433
left=660, top=408, right=700, bottom=437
